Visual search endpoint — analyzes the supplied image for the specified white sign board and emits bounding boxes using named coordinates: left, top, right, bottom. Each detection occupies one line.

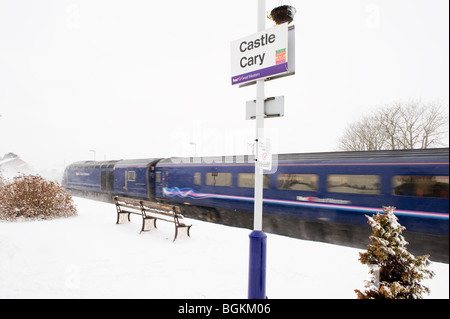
left=246, top=96, right=285, bottom=120
left=231, top=23, right=288, bottom=86
left=257, top=138, right=272, bottom=171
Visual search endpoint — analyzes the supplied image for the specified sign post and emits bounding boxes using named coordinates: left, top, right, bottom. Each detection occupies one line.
left=231, top=0, right=295, bottom=299
left=247, top=0, right=267, bottom=299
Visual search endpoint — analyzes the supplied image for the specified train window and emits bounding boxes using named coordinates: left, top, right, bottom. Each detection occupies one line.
left=155, top=172, right=161, bottom=183
left=327, top=175, right=380, bottom=195
left=194, top=172, right=201, bottom=185
left=127, top=171, right=136, bottom=182
left=238, top=173, right=270, bottom=189
left=206, top=173, right=232, bottom=187
left=277, top=174, right=318, bottom=191
left=392, top=175, right=449, bottom=198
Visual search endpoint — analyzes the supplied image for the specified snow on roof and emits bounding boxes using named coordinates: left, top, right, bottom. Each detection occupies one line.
left=0, top=157, right=16, bottom=166
left=114, top=158, right=160, bottom=168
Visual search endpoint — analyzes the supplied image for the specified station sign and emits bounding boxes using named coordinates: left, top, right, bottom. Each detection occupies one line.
left=231, top=23, right=289, bottom=86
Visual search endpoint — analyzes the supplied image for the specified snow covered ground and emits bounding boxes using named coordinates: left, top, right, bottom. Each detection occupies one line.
left=1, top=197, right=448, bottom=299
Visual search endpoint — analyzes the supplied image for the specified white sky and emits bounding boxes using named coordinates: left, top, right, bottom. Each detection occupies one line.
left=1, top=0, right=449, bottom=172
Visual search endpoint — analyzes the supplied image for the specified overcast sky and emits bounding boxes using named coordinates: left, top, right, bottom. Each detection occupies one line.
left=1, top=0, right=449, bottom=172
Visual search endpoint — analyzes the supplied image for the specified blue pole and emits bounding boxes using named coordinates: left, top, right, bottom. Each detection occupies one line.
left=248, top=230, right=267, bottom=299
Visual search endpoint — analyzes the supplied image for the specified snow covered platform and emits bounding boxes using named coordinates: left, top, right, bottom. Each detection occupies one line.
left=0, top=197, right=448, bottom=299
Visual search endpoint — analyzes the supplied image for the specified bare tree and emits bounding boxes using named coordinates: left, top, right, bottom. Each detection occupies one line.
left=338, top=116, right=387, bottom=151
left=338, top=100, right=449, bottom=151
left=375, top=103, right=402, bottom=150
left=418, top=102, right=449, bottom=149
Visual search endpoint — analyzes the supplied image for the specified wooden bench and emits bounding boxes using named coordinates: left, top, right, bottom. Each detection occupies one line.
left=113, top=196, right=192, bottom=241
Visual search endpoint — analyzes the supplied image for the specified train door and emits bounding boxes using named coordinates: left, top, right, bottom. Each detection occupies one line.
left=155, top=168, right=168, bottom=199
left=101, top=171, right=114, bottom=191
left=163, top=169, right=168, bottom=188
left=147, top=164, right=162, bottom=200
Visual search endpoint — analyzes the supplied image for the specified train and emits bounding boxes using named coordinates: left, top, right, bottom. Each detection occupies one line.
left=62, top=148, right=449, bottom=262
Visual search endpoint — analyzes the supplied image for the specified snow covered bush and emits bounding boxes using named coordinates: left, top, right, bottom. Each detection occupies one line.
left=0, top=174, right=77, bottom=221
left=355, top=206, right=435, bottom=299
left=0, top=170, right=4, bottom=188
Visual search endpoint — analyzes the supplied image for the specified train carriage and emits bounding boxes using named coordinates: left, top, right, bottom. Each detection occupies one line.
left=155, top=149, right=449, bottom=236
left=155, top=149, right=448, bottom=261
left=112, top=158, right=160, bottom=200
left=63, top=160, right=118, bottom=196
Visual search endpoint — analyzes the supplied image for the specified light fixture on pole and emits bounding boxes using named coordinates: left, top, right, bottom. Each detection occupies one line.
left=189, top=142, right=197, bottom=157
left=89, top=150, right=96, bottom=161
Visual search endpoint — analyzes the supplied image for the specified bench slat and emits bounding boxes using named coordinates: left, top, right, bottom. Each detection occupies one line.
left=117, top=204, right=141, bottom=211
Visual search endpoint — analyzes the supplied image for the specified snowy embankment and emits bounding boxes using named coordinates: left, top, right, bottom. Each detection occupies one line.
left=0, top=197, right=448, bottom=299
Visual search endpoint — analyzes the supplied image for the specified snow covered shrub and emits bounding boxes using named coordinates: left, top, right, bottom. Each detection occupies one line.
left=0, top=170, right=4, bottom=187
left=0, top=170, right=6, bottom=203
left=0, top=174, right=77, bottom=221
left=355, top=206, right=434, bottom=299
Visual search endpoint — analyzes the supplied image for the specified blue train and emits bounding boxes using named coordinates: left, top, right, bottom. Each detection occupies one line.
left=63, top=148, right=449, bottom=262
